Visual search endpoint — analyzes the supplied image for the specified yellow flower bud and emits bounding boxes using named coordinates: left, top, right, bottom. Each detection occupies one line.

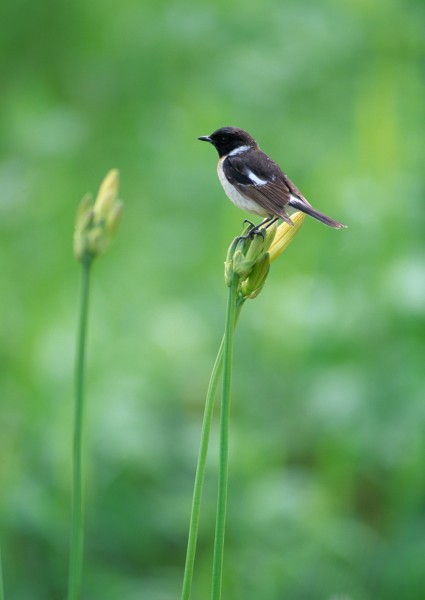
left=268, top=212, right=305, bottom=263
left=223, top=215, right=302, bottom=297
left=105, top=201, right=123, bottom=237
left=73, top=169, right=122, bottom=263
left=93, top=169, right=120, bottom=222
left=262, top=220, right=279, bottom=252
left=75, top=194, right=94, bottom=231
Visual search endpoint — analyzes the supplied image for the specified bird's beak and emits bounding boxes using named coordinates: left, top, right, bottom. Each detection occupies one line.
left=198, top=135, right=212, bottom=143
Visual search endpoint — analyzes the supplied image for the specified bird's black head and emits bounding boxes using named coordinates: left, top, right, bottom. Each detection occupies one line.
left=198, top=127, right=258, bottom=157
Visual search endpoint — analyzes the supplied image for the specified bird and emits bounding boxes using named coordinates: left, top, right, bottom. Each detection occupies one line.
left=198, top=126, right=346, bottom=230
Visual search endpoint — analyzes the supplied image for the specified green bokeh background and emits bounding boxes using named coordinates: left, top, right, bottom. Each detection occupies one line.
left=1, top=0, right=424, bottom=598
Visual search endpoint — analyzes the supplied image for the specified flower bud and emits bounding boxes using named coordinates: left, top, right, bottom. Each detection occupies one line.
left=73, top=169, right=122, bottom=263
left=93, top=169, right=119, bottom=222
left=232, top=249, right=255, bottom=279
left=240, top=253, right=270, bottom=299
left=262, top=220, right=279, bottom=252
left=268, top=212, right=305, bottom=263
left=224, top=236, right=244, bottom=285
left=244, top=220, right=279, bottom=262
left=224, top=259, right=233, bottom=287
left=244, top=232, right=266, bottom=262
left=73, top=195, right=94, bottom=261
left=105, top=201, right=123, bottom=237
left=223, top=214, right=303, bottom=297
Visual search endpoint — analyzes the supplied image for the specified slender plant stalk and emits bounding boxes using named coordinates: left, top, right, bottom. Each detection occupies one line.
left=68, top=257, right=92, bottom=600
left=181, top=335, right=225, bottom=600
left=182, top=219, right=305, bottom=599
left=211, top=273, right=240, bottom=600
left=0, top=545, right=4, bottom=600
left=181, top=298, right=245, bottom=600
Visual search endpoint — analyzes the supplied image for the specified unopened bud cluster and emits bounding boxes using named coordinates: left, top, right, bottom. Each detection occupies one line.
left=224, top=212, right=305, bottom=300
left=74, top=169, right=123, bottom=263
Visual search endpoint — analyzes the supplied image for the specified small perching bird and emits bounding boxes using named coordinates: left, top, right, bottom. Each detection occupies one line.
left=198, top=126, right=346, bottom=230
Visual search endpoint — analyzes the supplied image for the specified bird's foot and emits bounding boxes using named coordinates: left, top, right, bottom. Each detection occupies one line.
left=237, top=228, right=265, bottom=241
left=238, top=220, right=265, bottom=241
left=243, top=219, right=256, bottom=229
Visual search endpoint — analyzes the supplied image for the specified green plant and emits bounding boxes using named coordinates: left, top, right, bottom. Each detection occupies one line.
left=68, top=170, right=122, bottom=600
left=181, top=213, right=306, bottom=600
left=0, top=546, right=4, bottom=600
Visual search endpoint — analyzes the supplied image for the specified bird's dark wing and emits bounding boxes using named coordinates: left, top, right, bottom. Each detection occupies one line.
left=223, top=151, right=306, bottom=223
left=224, top=150, right=346, bottom=229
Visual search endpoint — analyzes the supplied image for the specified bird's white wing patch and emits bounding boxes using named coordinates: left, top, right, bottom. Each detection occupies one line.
left=245, top=168, right=268, bottom=185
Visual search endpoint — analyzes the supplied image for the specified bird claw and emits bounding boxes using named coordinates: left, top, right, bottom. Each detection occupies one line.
left=249, top=226, right=265, bottom=239
left=238, top=223, right=265, bottom=241
left=243, top=219, right=256, bottom=228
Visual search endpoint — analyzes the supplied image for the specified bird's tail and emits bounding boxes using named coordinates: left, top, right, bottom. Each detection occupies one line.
left=289, top=197, right=346, bottom=229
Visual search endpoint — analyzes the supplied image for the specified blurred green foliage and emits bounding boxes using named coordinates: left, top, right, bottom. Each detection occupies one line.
left=1, top=0, right=424, bottom=598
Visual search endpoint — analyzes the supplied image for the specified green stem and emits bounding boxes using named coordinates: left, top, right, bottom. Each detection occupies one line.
left=181, top=298, right=245, bottom=600
left=181, top=336, right=224, bottom=600
left=68, top=257, right=92, bottom=600
left=0, top=545, right=4, bottom=600
left=211, top=274, right=240, bottom=600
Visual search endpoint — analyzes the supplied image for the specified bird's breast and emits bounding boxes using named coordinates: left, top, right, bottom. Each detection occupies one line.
left=217, top=158, right=268, bottom=217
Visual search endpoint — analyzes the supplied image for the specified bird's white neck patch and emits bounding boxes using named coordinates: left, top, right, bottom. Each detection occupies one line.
left=228, top=145, right=251, bottom=156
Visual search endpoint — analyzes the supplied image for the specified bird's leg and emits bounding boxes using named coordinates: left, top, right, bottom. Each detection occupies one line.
left=264, top=217, right=279, bottom=229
